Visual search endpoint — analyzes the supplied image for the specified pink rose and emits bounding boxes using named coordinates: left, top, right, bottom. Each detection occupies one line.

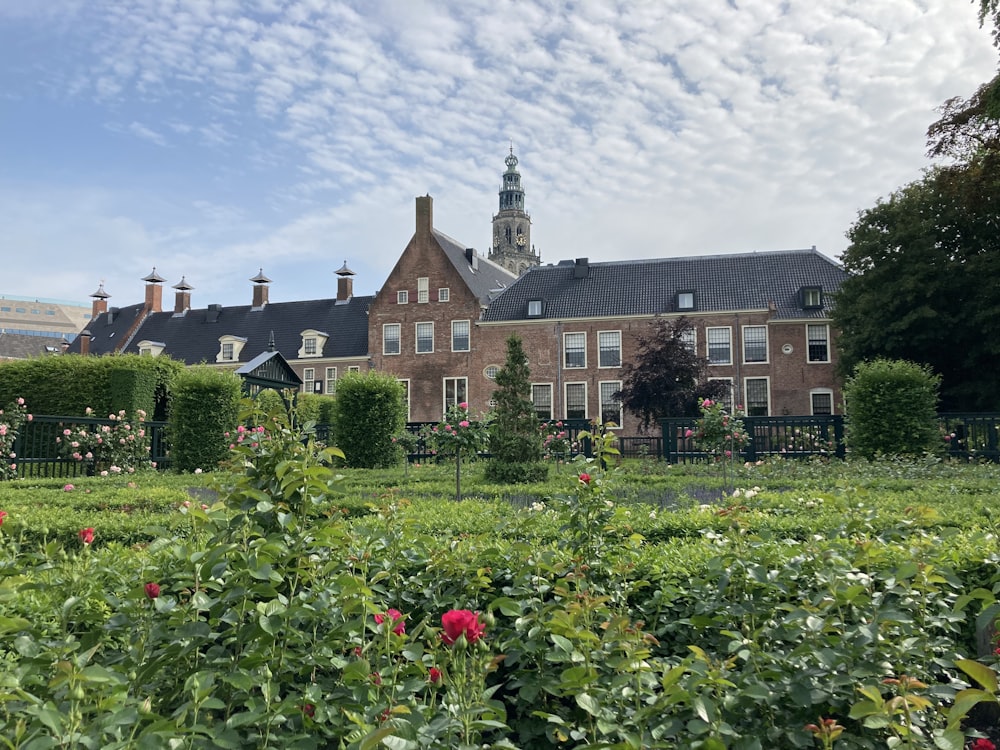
left=441, top=609, right=486, bottom=645
left=374, top=608, right=405, bottom=635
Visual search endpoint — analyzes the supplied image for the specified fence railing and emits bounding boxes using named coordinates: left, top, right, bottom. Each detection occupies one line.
left=11, top=415, right=170, bottom=478
left=661, top=415, right=847, bottom=463
left=939, top=413, right=1000, bottom=462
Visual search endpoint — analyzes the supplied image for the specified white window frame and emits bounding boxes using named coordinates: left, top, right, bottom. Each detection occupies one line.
left=397, top=290, right=408, bottom=304
left=438, top=288, right=450, bottom=302
left=531, top=383, right=553, bottom=420
left=137, top=340, right=164, bottom=357
left=298, top=329, right=329, bottom=358
left=416, top=321, right=434, bottom=353
left=325, top=367, right=337, bottom=394
left=417, top=277, right=429, bottom=304
left=677, top=291, right=696, bottom=311
left=564, top=382, right=588, bottom=420
left=527, top=299, right=543, bottom=317
left=563, top=332, right=587, bottom=369
left=303, top=368, right=315, bottom=394
left=348, top=365, right=361, bottom=373
left=599, top=380, right=623, bottom=428
left=680, top=328, right=697, bottom=353
left=708, top=377, right=734, bottom=411
left=810, top=389, right=835, bottom=415
left=217, top=335, right=247, bottom=363
left=744, top=377, right=770, bottom=417
left=383, top=323, right=401, bottom=356
left=806, top=324, right=830, bottom=363
left=598, top=330, right=622, bottom=368
left=443, top=377, right=468, bottom=413
left=742, top=325, right=768, bottom=364
left=707, top=327, right=732, bottom=365
left=451, top=320, right=470, bottom=352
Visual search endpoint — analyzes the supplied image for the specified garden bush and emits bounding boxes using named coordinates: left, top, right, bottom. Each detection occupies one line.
left=844, top=358, right=941, bottom=459
left=167, top=367, right=241, bottom=473
left=331, top=371, right=406, bottom=468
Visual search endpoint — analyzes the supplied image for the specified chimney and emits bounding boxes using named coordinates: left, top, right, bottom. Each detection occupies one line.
left=416, top=194, right=433, bottom=236
left=78, top=329, right=92, bottom=356
left=142, top=268, right=166, bottom=313
left=107, top=307, right=119, bottom=324
left=335, top=261, right=355, bottom=303
left=89, top=282, right=110, bottom=319
left=206, top=303, right=222, bottom=323
left=573, top=257, right=590, bottom=279
left=173, top=276, right=193, bottom=314
left=250, top=268, right=271, bottom=309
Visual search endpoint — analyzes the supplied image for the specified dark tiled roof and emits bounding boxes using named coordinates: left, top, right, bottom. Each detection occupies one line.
left=433, top=230, right=517, bottom=304
left=67, top=297, right=373, bottom=364
left=0, top=332, right=66, bottom=359
left=481, top=248, right=846, bottom=322
left=67, top=303, right=147, bottom=355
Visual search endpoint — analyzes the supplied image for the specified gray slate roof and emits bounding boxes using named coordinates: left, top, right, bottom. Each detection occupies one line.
left=67, top=296, right=373, bottom=364
left=433, top=230, right=516, bottom=305
left=481, top=248, right=846, bottom=322
left=0, top=332, right=66, bottom=359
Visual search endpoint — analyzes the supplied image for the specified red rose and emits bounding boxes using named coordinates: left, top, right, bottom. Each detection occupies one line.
left=0, top=510, right=7, bottom=526
left=971, top=740, right=996, bottom=750
left=578, top=472, right=591, bottom=485
left=441, top=609, right=486, bottom=645
left=374, top=608, right=405, bottom=635
left=78, top=527, right=95, bottom=545
left=428, top=667, right=442, bottom=684
left=144, top=582, right=160, bottom=599
left=302, top=703, right=315, bottom=718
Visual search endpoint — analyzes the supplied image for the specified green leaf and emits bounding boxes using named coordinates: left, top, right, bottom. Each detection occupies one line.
left=575, top=692, right=600, bottom=716
left=947, top=688, right=995, bottom=726
left=932, top=727, right=966, bottom=750
left=956, top=658, right=999, bottom=693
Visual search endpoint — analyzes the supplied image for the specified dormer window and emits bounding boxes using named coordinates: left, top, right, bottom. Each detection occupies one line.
left=298, top=329, right=329, bottom=358
left=527, top=299, right=543, bottom=317
left=676, top=291, right=696, bottom=311
left=217, top=335, right=247, bottom=363
left=137, top=340, right=165, bottom=357
left=800, top=286, right=823, bottom=309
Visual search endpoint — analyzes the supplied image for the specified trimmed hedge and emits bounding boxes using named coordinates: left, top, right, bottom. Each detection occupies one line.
left=167, top=367, right=241, bottom=473
left=331, top=371, right=406, bottom=468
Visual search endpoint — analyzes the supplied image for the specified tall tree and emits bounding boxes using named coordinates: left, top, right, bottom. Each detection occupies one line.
left=617, top=317, right=726, bottom=431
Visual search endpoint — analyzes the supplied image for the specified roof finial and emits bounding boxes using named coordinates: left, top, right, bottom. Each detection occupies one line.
left=268, top=331, right=276, bottom=352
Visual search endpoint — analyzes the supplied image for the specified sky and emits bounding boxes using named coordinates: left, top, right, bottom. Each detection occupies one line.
left=1, top=0, right=997, bottom=310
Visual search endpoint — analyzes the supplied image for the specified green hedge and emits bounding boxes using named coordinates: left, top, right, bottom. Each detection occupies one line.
left=167, top=367, right=241, bottom=473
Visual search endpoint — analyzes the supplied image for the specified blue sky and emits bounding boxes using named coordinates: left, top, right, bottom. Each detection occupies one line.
left=1, top=0, right=996, bottom=310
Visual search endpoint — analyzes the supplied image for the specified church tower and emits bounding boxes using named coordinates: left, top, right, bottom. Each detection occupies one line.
left=489, top=146, right=540, bottom=275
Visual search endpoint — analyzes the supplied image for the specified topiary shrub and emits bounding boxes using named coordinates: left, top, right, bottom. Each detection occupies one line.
left=484, top=334, right=548, bottom=483
left=168, top=367, right=242, bottom=472
left=844, top=358, right=941, bottom=459
left=331, top=372, right=405, bottom=468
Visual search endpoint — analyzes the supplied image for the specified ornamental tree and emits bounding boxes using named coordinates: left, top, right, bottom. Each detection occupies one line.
left=617, top=317, right=727, bottom=431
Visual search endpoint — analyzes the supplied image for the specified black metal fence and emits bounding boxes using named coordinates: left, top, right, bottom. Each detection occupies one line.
left=11, top=415, right=170, bottom=478
left=661, top=415, right=848, bottom=463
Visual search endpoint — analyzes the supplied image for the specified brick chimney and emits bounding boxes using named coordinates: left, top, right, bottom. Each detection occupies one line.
left=335, top=261, right=355, bottom=303
left=173, top=276, right=193, bottom=314
left=250, top=268, right=271, bottom=309
left=89, top=282, right=110, bottom=319
left=142, top=268, right=166, bottom=313
left=416, top=194, right=433, bottom=236
left=78, top=329, right=92, bottom=356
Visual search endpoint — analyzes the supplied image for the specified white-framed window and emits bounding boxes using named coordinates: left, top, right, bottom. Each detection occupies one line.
left=348, top=365, right=361, bottom=373
left=444, top=377, right=467, bottom=413
left=298, top=329, right=328, bottom=358
left=416, top=322, right=434, bottom=353
left=417, top=277, right=429, bottom=303
left=565, top=382, right=587, bottom=420
left=398, top=379, right=411, bottom=421
left=137, top=340, right=164, bottom=357
left=303, top=368, right=315, bottom=394
left=599, top=381, right=623, bottom=427
left=397, top=290, right=408, bottom=304
left=527, top=299, right=543, bottom=317
left=531, top=383, right=553, bottom=420
left=742, top=325, right=768, bottom=364
left=677, top=291, right=696, bottom=311
left=811, top=389, right=834, bottom=415
left=451, top=320, right=470, bottom=352
left=598, top=330, right=621, bottom=368
left=744, top=377, right=770, bottom=416
left=438, top=288, right=450, bottom=302
left=807, top=324, right=830, bottom=363
left=801, top=286, right=823, bottom=309
left=217, top=335, right=247, bottom=363
left=680, top=328, right=697, bottom=353
left=325, top=367, right=337, bottom=394
left=563, top=332, right=586, bottom=368
left=708, top=377, right=734, bottom=411
left=707, top=327, right=732, bottom=365
left=383, top=323, right=401, bottom=355
left=484, top=365, right=500, bottom=380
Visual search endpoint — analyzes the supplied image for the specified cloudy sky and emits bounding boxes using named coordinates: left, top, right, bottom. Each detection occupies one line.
left=1, top=0, right=996, bottom=310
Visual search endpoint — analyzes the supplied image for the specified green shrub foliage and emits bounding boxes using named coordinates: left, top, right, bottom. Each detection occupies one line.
left=0, top=354, right=181, bottom=419
left=168, top=367, right=242, bottom=472
left=845, top=358, right=941, bottom=459
left=485, top=334, right=548, bottom=483
left=331, top=371, right=406, bottom=468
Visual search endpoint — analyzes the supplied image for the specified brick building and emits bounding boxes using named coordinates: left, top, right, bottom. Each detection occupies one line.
left=65, top=151, right=847, bottom=432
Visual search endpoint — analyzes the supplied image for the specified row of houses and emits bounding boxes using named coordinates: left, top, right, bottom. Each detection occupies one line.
left=66, top=154, right=848, bottom=434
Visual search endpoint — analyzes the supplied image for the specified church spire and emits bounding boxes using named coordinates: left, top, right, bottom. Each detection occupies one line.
left=489, top=146, right=539, bottom=275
